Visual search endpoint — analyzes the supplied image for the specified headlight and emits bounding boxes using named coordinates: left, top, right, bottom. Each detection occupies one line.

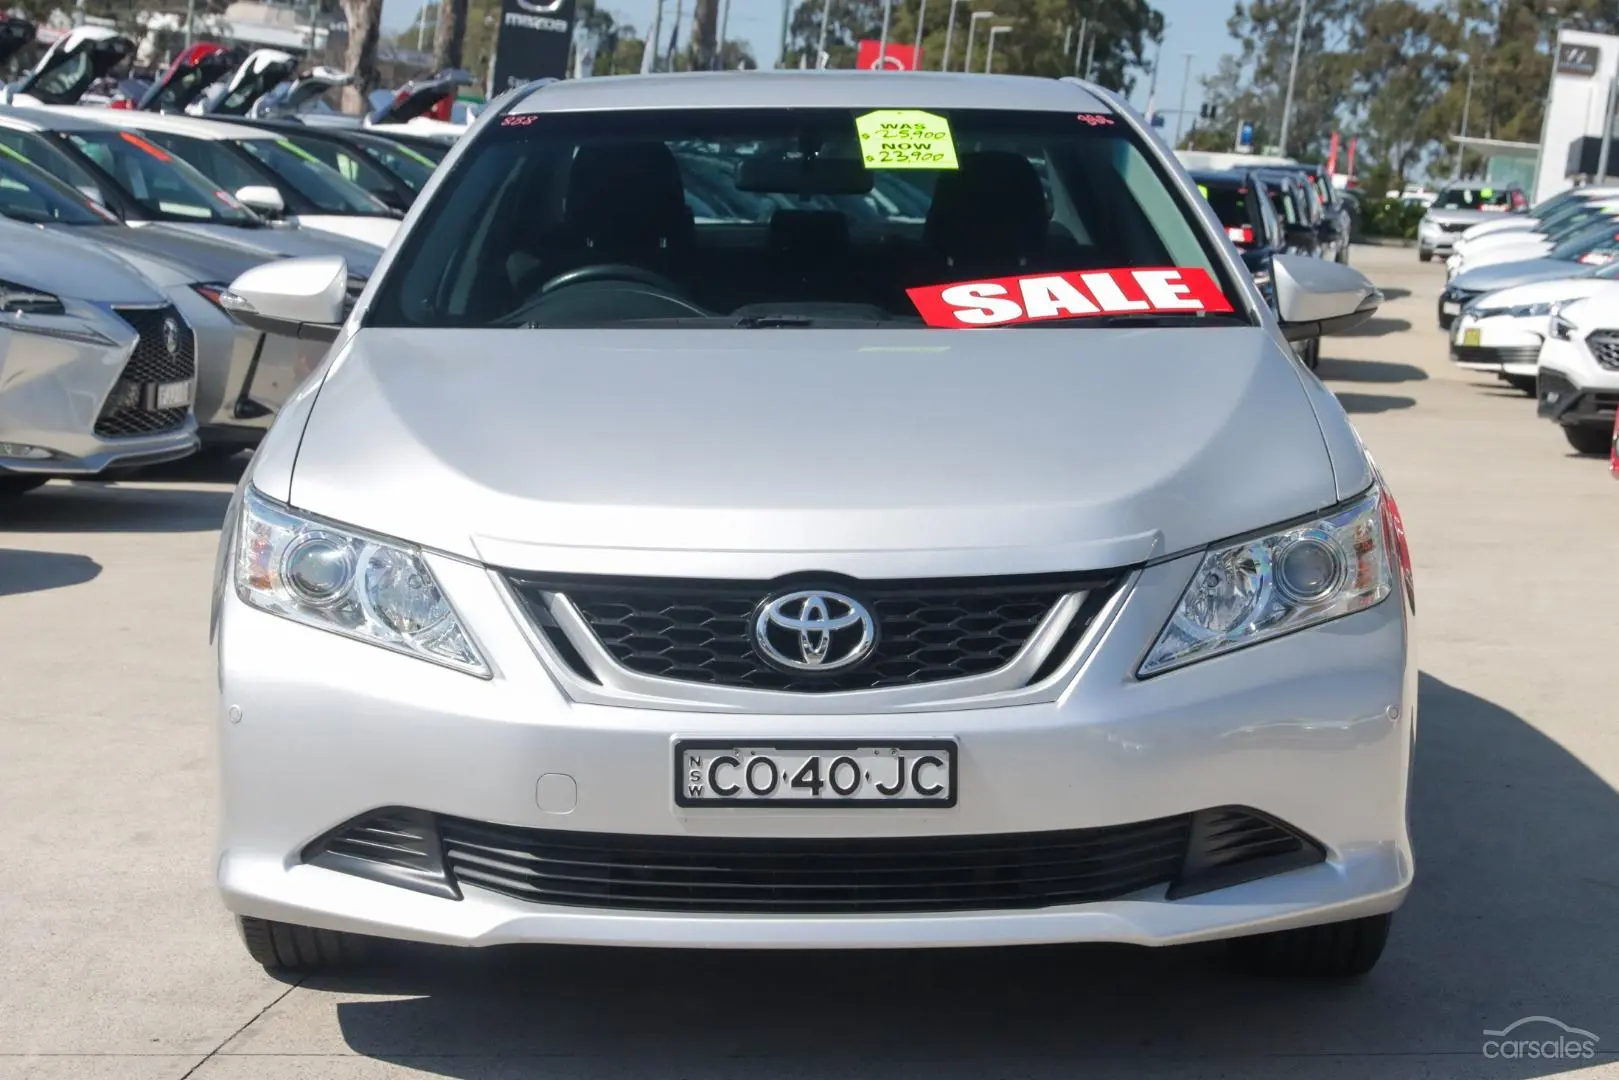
left=1477, top=301, right=1553, bottom=319
left=0, top=278, right=117, bottom=345
left=235, top=486, right=489, bottom=677
left=1550, top=303, right=1579, bottom=341
left=191, top=282, right=230, bottom=310
left=1139, top=487, right=1397, bottom=676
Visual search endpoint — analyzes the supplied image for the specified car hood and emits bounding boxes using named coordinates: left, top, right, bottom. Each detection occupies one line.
left=1452, top=258, right=1594, bottom=294
left=1462, top=217, right=1538, bottom=241
left=1473, top=276, right=1611, bottom=310
left=50, top=223, right=273, bottom=284
left=0, top=219, right=164, bottom=304
left=290, top=214, right=400, bottom=249
left=1456, top=230, right=1552, bottom=255
left=286, top=328, right=1341, bottom=576
left=134, top=221, right=380, bottom=275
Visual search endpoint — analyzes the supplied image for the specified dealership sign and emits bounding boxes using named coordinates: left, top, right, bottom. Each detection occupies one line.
left=491, top=0, right=576, bottom=93
left=1557, top=43, right=1600, bottom=78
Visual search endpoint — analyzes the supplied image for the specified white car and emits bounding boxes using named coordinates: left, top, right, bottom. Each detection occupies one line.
left=1458, top=186, right=1619, bottom=245
left=0, top=217, right=198, bottom=495
left=38, top=108, right=403, bottom=249
left=1448, top=200, right=1619, bottom=279
left=1449, top=267, right=1619, bottom=393
left=1537, top=294, right=1619, bottom=455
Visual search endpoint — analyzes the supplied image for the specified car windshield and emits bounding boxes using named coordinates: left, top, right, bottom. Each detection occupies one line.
left=353, top=134, right=436, bottom=190
left=32, top=48, right=94, bottom=98
left=58, top=129, right=260, bottom=224
left=1434, top=186, right=1514, bottom=210
left=1549, top=222, right=1619, bottom=263
left=1263, top=181, right=1299, bottom=226
left=368, top=107, right=1240, bottom=331
left=235, top=137, right=393, bottom=215
left=1194, top=178, right=1257, bottom=244
left=0, top=146, right=115, bottom=225
left=1545, top=206, right=1617, bottom=240
left=276, top=132, right=405, bottom=200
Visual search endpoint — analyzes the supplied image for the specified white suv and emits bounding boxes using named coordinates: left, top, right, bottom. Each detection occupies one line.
left=1537, top=292, right=1619, bottom=455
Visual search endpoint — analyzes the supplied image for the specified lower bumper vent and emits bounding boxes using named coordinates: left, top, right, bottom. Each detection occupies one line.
left=304, top=807, right=1323, bottom=914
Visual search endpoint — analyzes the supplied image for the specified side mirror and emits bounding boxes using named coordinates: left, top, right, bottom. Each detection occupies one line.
left=235, top=184, right=286, bottom=217
left=220, top=255, right=347, bottom=343
left=1272, top=254, right=1382, bottom=342
left=1284, top=223, right=1317, bottom=250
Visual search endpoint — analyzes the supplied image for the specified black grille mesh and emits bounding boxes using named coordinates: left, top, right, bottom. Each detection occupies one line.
left=1586, top=331, right=1619, bottom=371
left=1451, top=345, right=1540, bottom=368
left=94, top=306, right=195, bottom=438
left=510, top=575, right=1108, bottom=693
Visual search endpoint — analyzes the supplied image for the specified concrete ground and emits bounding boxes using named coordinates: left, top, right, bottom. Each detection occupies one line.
left=2, top=244, right=1617, bottom=1079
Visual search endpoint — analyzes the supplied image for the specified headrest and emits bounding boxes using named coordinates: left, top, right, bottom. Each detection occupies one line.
left=563, top=141, right=692, bottom=251
left=924, top=151, right=1051, bottom=260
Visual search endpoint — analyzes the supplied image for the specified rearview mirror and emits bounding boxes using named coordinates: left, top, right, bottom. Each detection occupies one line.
left=1272, top=254, right=1382, bottom=342
left=235, top=184, right=285, bottom=217
left=219, top=255, right=347, bottom=343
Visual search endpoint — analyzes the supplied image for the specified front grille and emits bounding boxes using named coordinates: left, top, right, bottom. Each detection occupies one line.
left=1451, top=345, right=1540, bottom=367
left=508, top=573, right=1116, bottom=693
left=1586, top=330, right=1619, bottom=370
left=1441, top=221, right=1471, bottom=232
left=93, top=306, right=195, bottom=438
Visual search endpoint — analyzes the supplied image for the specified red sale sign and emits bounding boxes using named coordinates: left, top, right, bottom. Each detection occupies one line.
left=906, top=267, right=1234, bottom=328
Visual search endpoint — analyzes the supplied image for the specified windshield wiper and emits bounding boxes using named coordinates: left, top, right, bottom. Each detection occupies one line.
left=734, top=314, right=817, bottom=328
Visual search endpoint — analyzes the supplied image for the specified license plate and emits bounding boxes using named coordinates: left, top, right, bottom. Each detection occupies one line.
left=150, top=380, right=192, bottom=409
left=1462, top=329, right=1482, bottom=347
left=1443, top=302, right=1461, bottom=315
left=676, top=740, right=957, bottom=808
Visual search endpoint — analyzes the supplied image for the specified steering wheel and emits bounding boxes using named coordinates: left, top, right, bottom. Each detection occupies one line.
left=539, top=263, right=685, bottom=297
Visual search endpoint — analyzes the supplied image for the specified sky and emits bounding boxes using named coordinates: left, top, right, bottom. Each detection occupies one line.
left=380, top=0, right=1230, bottom=114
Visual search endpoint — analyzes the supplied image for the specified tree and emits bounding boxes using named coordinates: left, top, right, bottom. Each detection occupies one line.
left=433, top=0, right=468, bottom=69
left=341, top=0, right=384, bottom=112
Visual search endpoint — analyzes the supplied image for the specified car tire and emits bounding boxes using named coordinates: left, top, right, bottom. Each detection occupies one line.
left=1227, top=912, right=1392, bottom=978
left=1418, top=249, right=1433, bottom=263
left=0, top=476, right=48, bottom=499
left=1563, top=424, right=1613, bottom=456
left=238, top=915, right=369, bottom=972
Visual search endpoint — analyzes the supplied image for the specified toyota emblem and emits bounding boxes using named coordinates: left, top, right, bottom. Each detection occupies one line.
left=162, top=316, right=182, bottom=358
left=753, top=589, right=876, bottom=672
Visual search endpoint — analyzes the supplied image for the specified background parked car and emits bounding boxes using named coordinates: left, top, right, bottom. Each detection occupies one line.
left=1447, top=197, right=1619, bottom=277
left=1536, top=293, right=1619, bottom=455
left=1439, top=223, right=1619, bottom=330
left=1448, top=261, right=1619, bottom=394
left=1417, top=182, right=1527, bottom=263
left=1458, top=185, right=1619, bottom=246
left=1274, top=162, right=1352, bottom=264
left=1, top=26, right=133, bottom=106
left=0, top=216, right=198, bottom=496
left=1258, top=170, right=1322, bottom=257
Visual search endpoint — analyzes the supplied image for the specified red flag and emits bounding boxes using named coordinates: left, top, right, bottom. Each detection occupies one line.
left=1347, top=137, right=1358, bottom=179
left=1327, top=132, right=1340, bottom=175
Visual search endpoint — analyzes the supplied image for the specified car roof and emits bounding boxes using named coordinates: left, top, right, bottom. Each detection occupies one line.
left=0, top=104, right=108, bottom=133
left=25, top=105, right=279, bottom=141
left=1188, top=169, right=1256, bottom=185
left=507, top=71, right=1115, bottom=116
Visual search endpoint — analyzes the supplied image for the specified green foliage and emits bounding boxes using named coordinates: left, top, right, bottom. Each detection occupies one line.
left=1359, top=197, right=1428, bottom=239
left=782, top=0, right=1163, bottom=92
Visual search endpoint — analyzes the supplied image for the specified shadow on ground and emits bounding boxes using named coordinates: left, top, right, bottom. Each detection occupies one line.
left=0, top=481, right=230, bottom=533
left=1334, top=392, right=1418, bottom=414
left=1336, top=316, right=1414, bottom=339
left=1319, top=356, right=1429, bottom=384
left=0, top=548, right=100, bottom=596
left=308, top=673, right=1619, bottom=1079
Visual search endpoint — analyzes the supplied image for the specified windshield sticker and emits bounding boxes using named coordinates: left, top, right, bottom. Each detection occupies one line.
left=276, top=138, right=322, bottom=165
left=1197, top=184, right=1209, bottom=198
left=118, top=132, right=171, bottom=162
left=855, top=110, right=959, bottom=170
left=0, top=144, right=27, bottom=165
left=1074, top=113, right=1115, bottom=127
left=907, top=267, right=1234, bottom=328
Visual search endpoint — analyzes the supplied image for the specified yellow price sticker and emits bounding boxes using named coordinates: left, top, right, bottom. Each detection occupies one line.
left=1481, top=188, right=1494, bottom=198
left=855, top=109, right=959, bottom=170
left=1198, top=183, right=1209, bottom=198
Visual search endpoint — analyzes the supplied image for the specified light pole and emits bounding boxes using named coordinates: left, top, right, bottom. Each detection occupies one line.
left=1173, top=51, right=1193, bottom=148
left=1453, top=63, right=1474, bottom=179
left=641, top=0, right=662, bottom=72
left=942, top=0, right=967, bottom=71
left=913, top=0, right=926, bottom=68
left=815, top=0, right=831, bottom=69
left=964, top=11, right=993, bottom=75
left=1143, top=38, right=1162, bottom=122
left=985, top=24, right=1009, bottom=73
left=716, top=0, right=732, bottom=69
left=876, top=0, right=893, bottom=68
left=1072, top=18, right=1086, bottom=76
left=1278, top=0, right=1309, bottom=157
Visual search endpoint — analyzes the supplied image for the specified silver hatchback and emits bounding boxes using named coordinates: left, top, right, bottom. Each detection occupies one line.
left=212, top=73, right=1415, bottom=978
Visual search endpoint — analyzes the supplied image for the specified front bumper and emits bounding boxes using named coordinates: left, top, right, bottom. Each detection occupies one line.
left=1449, top=313, right=1543, bottom=374
left=216, top=545, right=1418, bottom=950
left=1538, top=342, right=1619, bottom=427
